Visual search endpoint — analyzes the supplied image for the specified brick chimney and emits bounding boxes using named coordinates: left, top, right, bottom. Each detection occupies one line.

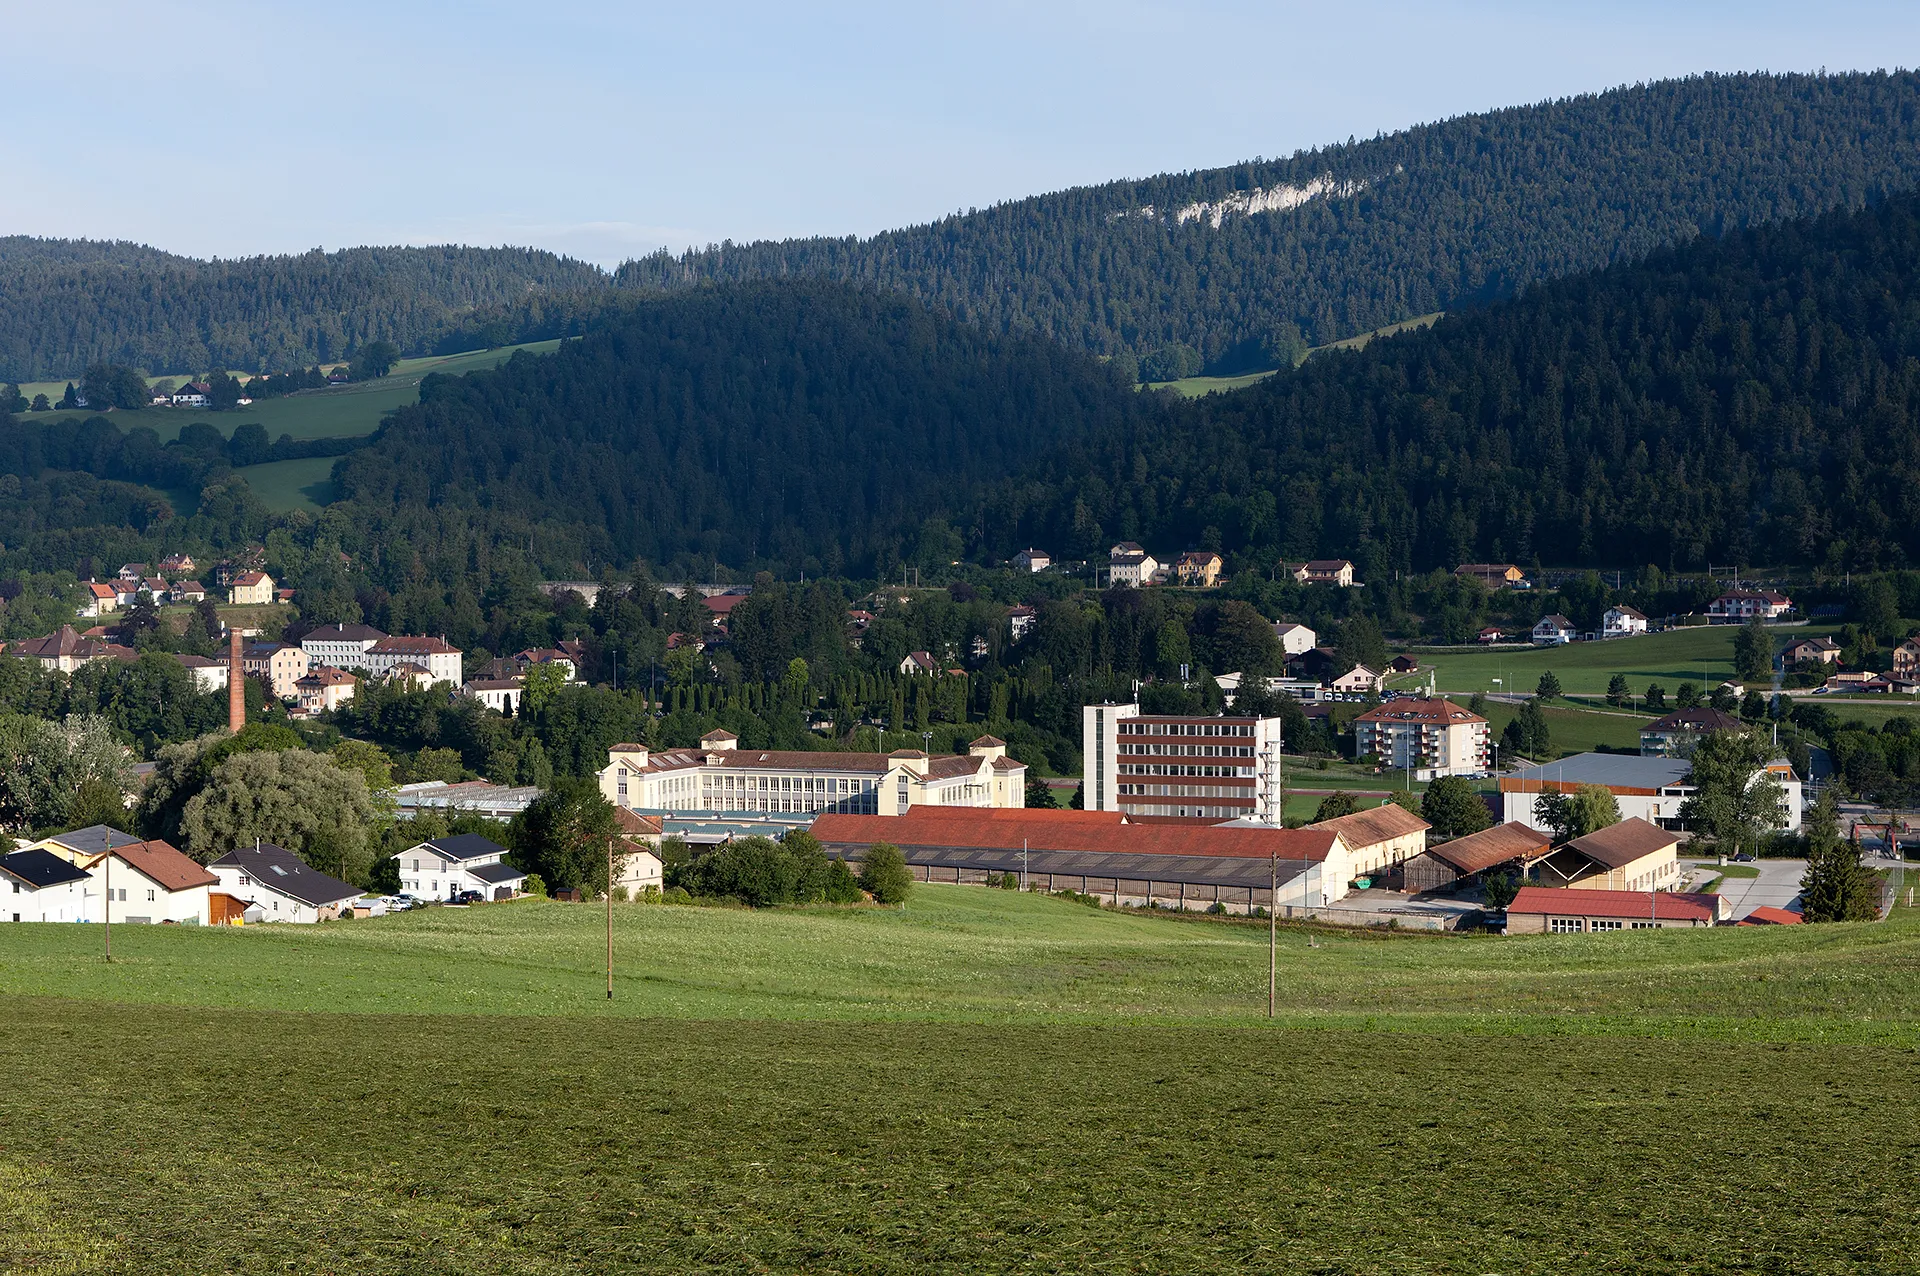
left=227, top=629, right=245, bottom=732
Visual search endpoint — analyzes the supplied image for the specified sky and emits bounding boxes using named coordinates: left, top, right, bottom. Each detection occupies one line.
left=2, top=1, right=1917, bottom=268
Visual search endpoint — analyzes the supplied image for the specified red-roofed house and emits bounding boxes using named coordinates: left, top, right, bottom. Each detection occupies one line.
left=364, top=635, right=462, bottom=685
left=227, top=570, right=276, bottom=606
left=1739, top=906, right=1803, bottom=926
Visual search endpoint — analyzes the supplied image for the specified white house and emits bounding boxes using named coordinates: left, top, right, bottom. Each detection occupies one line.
left=1291, top=560, right=1357, bottom=588
left=364, top=636, right=463, bottom=684
left=899, top=651, right=941, bottom=676
left=1329, top=664, right=1383, bottom=694
left=208, top=843, right=361, bottom=922
left=1273, top=623, right=1317, bottom=656
left=1708, top=590, right=1792, bottom=623
left=394, top=834, right=527, bottom=902
left=1602, top=606, right=1649, bottom=639
left=0, top=850, right=92, bottom=923
left=1008, top=605, right=1037, bottom=641
left=85, top=839, right=217, bottom=926
left=1012, top=548, right=1051, bottom=573
left=611, top=809, right=665, bottom=896
left=1108, top=542, right=1160, bottom=587
left=175, top=653, right=230, bottom=693
left=1532, top=614, right=1577, bottom=646
left=462, top=679, right=524, bottom=714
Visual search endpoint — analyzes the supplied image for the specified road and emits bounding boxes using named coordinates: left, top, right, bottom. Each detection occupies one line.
left=1683, top=857, right=1805, bottom=919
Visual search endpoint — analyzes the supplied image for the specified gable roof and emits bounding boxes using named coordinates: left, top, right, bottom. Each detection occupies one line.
left=0, top=849, right=92, bottom=889
left=1643, top=707, right=1743, bottom=735
left=1564, top=817, right=1679, bottom=868
left=1311, top=802, right=1431, bottom=847
left=1741, top=905, right=1802, bottom=925
left=207, top=843, right=360, bottom=907
left=468, top=861, right=528, bottom=884
left=811, top=809, right=1337, bottom=861
left=112, top=839, right=218, bottom=891
left=40, top=824, right=145, bottom=856
left=1423, top=821, right=1551, bottom=874
left=421, top=833, right=508, bottom=863
left=1535, top=614, right=1575, bottom=630
left=1606, top=605, right=1648, bottom=620
left=1354, top=698, right=1484, bottom=726
left=370, top=635, right=459, bottom=655
left=614, top=808, right=665, bottom=837
left=1507, top=886, right=1717, bottom=923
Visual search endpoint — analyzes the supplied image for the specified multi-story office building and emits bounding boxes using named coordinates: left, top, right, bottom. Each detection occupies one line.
left=599, top=730, right=1027, bottom=818
left=300, top=623, right=388, bottom=669
left=1082, top=704, right=1287, bottom=824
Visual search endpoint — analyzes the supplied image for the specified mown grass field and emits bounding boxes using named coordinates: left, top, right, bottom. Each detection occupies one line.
left=1409, top=626, right=1755, bottom=696
left=1145, top=313, right=1445, bottom=396
left=232, top=454, right=339, bottom=513
left=1479, top=698, right=1649, bottom=757
left=6, top=887, right=1920, bottom=1273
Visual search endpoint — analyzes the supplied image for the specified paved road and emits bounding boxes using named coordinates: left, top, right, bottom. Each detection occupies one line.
left=1683, top=858, right=1805, bottom=919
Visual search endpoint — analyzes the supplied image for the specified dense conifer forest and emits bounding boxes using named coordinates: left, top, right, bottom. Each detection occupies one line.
left=618, top=72, right=1920, bottom=372
left=9, top=72, right=1920, bottom=382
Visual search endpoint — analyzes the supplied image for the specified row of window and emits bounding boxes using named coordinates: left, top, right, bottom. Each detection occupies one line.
left=1548, top=917, right=1664, bottom=932
left=1120, top=722, right=1256, bottom=737
left=1119, top=803, right=1247, bottom=819
left=1118, top=743, right=1255, bottom=758
left=1119, top=764, right=1252, bottom=779
left=1119, top=784, right=1253, bottom=800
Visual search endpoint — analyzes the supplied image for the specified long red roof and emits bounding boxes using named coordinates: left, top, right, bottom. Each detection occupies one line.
left=811, top=809, right=1336, bottom=861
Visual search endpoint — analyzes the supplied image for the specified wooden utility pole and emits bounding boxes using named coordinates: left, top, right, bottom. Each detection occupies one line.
left=103, top=849, right=112, bottom=963
left=606, top=834, right=615, bottom=1000
left=1268, top=852, right=1277, bottom=1018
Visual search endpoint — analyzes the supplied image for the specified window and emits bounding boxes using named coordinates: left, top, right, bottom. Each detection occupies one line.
left=1630, top=921, right=1660, bottom=929
left=147, top=889, right=156, bottom=902
left=1548, top=917, right=1583, bottom=933
left=238, top=875, right=251, bottom=887
left=1590, top=920, right=1623, bottom=931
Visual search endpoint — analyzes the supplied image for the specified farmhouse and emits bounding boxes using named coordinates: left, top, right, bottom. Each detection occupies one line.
left=1307, top=802, right=1431, bottom=879
left=0, top=850, right=92, bottom=923
left=208, top=843, right=361, bottom=922
left=395, top=834, right=526, bottom=902
left=1291, top=559, right=1357, bottom=588
left=1504, top=886, right=1723, bottom=933
left=602, top=730, right=1026, bottom=819
left=1602, top=605, right=1648, bottom=638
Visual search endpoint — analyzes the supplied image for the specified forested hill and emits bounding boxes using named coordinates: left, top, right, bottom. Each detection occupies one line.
left=0, top=240, right=607, bottom=381
left=330, top=281, right=1162, bottom=579
left=616, top=72, right=1920, bottom=375
left=988, top=189, right=1920, bottom=576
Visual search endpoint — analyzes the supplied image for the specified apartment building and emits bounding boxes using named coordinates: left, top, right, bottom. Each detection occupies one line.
left=1081, top=704, right=1287, bottom=824
left=1108, top=542, right=1160, bottom=587
left=364, top=636, right=463, bottom=684
left=599, top=730, right=1027, bottom=819
left=243, top=642, right=311, bottom=699
left=300, top=622, right=388, bottom=669
left=1352, top=698, right=1490, bottom=778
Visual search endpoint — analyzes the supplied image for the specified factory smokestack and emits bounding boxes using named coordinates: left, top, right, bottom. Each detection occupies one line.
left=228, top=628, right=245, bottom=733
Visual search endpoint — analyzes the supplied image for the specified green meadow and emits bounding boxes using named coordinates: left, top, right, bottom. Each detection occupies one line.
left=4, top=888, right=1920, bottom=1272
left=1408, top=626, right=1757, bottom=696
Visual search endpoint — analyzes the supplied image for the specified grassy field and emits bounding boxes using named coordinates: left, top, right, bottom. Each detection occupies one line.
left=234, top=455, right=340, bottom=513
left=7, top=888, right=1920, bottom=1272
left=1145, top=313, right=1445, bottom=397
left=1408, top=626, right=1754, bottom=696
left=1479, top=698, right=1649, bottom=757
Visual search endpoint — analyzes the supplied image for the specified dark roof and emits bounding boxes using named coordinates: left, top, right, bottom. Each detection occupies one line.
left=1643, top=708, right=1743, bottom=735
left=1311, top=803, right=1431, bottom=847
left=0, top=849, right=91, bottom=889
left=302, top=623, right=388, bottom=643
left=468, top=861, right=528, bottom=884
left=812, top=809, right=1337, bottom=861
left=1565, top=817, right=1679, bottom=869
left=207, top=843, right=360, bottom=907
left=43, top=824, right=145, bottom=856
left=1423, top=822, right=1551, bottom=874
left=422, top=833, right=508, bottom=863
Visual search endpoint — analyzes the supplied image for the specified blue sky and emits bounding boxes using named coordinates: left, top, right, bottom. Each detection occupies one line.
left=2, top=1, right=1917, bottom=266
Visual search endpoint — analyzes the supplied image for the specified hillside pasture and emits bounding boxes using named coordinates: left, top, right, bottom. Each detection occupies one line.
left=4, top=891, right=1920, bottom=1273
left=1408, top=626, right=1750, bottom=696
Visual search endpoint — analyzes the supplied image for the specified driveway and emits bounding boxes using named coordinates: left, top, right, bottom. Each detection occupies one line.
left=1684, top=858, right=1806, bottom=919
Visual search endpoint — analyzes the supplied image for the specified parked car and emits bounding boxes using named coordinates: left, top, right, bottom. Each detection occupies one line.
left=391, top=893, right=420, bottom=910
left=453, top=889, right=486, bottom=905
left=1731, top=852, right=1756, bottom=863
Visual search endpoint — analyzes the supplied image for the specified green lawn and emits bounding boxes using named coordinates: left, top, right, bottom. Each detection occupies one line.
left=8, top=888, right=1920, bottom=1272
left=234, top=455, right=339, bottom=513
left=1411, top=626, right=1756, bottom=696
left=1144, top=314, right=1444, bottom=396
left=1479, top=698, right=1650, bottom=758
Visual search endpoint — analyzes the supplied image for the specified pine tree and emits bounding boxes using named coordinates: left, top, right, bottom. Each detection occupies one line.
left=1799, top=792, right=1879, bottom=922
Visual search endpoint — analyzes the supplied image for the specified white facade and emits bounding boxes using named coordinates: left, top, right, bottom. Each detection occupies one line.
left=1082, top=704, right=1287, bottom=823
left=1108, top=543, right=1160, bottom=587
left=1273, top=623, right=1316, bottom=656
left=600, top=732, right=1026, bottom=819
left=395, top=837, right=526, bottom=901
left=207, top=847, right=361, bottom=923
left=1602, top=607, right=1649, bottom=638
left=464, top=680, right=524, bottom=714
left=0, top=868, right=88, bottom=923
left=300, top=623, right=387, bottom=669
left=175, top=654, right=230, bottom=693
left=85, top=855, right=213, bottom=926
left=1353, top=699, right=1490, bottom=778
left=364, top=638, right=462, bottom=684
left=1532, top=615, right=1576, bottom=646
left=1502, top=754, right=1803, bottom=834
left=612, top=847, right=665, bottom=896
left=1012, top=548, right=1051, bottom=573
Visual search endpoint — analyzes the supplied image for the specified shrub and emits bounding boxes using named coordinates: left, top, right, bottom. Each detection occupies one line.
left=662, top=886, right=692, bottom=904
left=823, top=859, right=863, bottom=904
left=858, top=842, right=913, bottom=905
left=522, top=872, right=547, bottom=898
left=610, top=886, right=629, bottom=904
left=1205, top=901, right=1227, bottom=915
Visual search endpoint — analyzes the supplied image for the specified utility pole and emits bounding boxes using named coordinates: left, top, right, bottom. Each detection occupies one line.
left=606, top=834, right=615, bottom=1000
left=1021, top=838, right=1029, bottom=891
left=1268, top=851, right=1277, bottom=1018
left=103, top=849, right=111, bottom=963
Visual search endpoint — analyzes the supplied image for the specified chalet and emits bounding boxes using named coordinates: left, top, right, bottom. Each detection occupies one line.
left=1388, top=655, right=1420, bottom=675
left=1532, top=614, right=1576, bottom=646
left=1173, top=551, right=1223, bottom=588
left=1291, top=559, right=1357, bottom=588
left=157, top=553, right=196, bottom=575
left=116, top=563, right=150, bottom=583
left=1108, top=542, right=1160, bottom=587
left=171, top=382, right=211, bottom=407
left=395, top=833, right=526, bottom=902
left=169, top=581, right=207, bottom=603
left=0, top=850, right=92, bottom=923
left=1012, top=548, right=1052, bottom=573
left=1639, top=707, right=1742, bottom=757
left=1453, top=564, right=1527, bottom=589
left=1504, top=886, right=1724, bottom=933
left=899, top=650, right=941, bottom=676
left=1273, top=622, right=1316, bottom=655
left=1602, top=605, right=1648, bottom=638
left=208, top=843, right=360, bottom=922
left=1707, top=590, right=1791, bottom=623
left=227, top=570, right=276, bottom=606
